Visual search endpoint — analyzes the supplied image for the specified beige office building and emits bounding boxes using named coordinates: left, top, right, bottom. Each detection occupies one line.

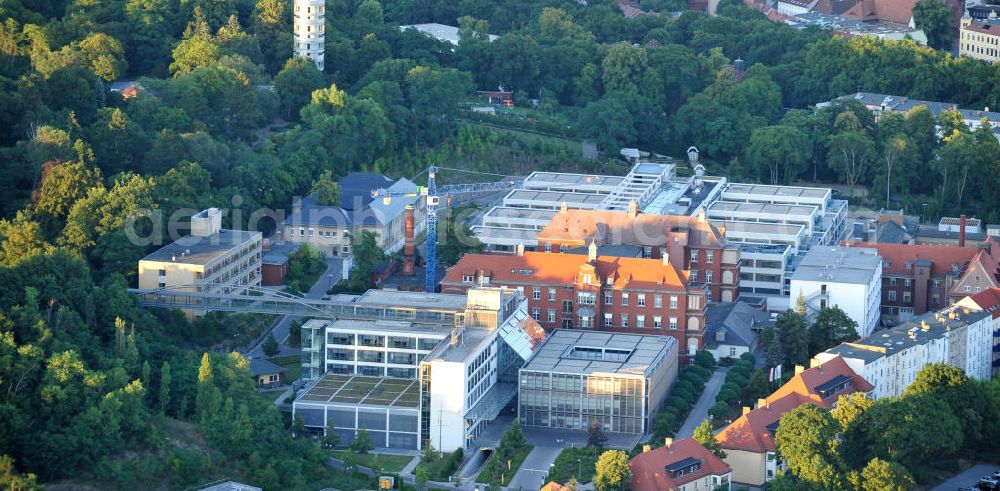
left=138, top=208, right=262, bottom=296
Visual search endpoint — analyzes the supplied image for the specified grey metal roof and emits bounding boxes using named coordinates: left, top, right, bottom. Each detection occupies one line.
left=141, top=230, right=260, bottom=265
left=285, top=197, right=353, bottom=228
left=367, top=177, right=420, bottom=225
left=339, top=172, right=393, bottom=211
left=520, top=329, right=676, bottom=378
left=249, top=358, right=288, bottom=377
left=705, top=301, right=769, bottom=348
left=827, top=308, right=992, bottom=362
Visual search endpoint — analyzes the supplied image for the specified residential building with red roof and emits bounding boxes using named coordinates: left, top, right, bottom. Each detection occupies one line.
left=715, top=357, right=872, bottom=486
left=629, top=438, right=733, bottom=491
left=535, top=207, right=740, bottom=303
left=952, top=287, right=1000, bottom=376
left=440, top=246, right=709, bottom=356
left=844, top=239, right=1000, bottom=324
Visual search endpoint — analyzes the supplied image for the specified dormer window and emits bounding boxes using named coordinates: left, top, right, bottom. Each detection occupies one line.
left=582, top=273, right=592, bottom=284
left=666, top=458, right=703, bottom=479
left=461, top=275, right=474, bottom=283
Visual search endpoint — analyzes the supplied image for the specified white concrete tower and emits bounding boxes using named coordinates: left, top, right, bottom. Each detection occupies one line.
left=293, top=0, right=325, bottom=70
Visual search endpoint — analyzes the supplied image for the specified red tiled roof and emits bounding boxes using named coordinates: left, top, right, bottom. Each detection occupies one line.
left=629, top=438, right=732, bottom=491
left=843, top=242, right=979, bottom=277
left=967, top=288, right=1000, bottom=318
left=537, top=210, right=724, bottom=249
left=442, top=251, right=688, bottom=291
left=714, top=393, right=807, bottom=453
left=716, top=358, right=872, bottom=453
left=765, top=356, right=873, bottom=408
left=539, top=483, right=574, bottom=491
left=842, top=0, right=917, bottom=24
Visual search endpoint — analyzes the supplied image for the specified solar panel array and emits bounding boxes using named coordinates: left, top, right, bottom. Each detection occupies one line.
left=299, top=374, right=420, bottom=408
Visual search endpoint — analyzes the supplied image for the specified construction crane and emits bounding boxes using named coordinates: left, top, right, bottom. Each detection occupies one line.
left=371, top=165, right=525, bottom=293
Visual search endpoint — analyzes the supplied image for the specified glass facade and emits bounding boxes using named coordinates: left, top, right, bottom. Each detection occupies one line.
left=519, top=371, right=646, bottom=434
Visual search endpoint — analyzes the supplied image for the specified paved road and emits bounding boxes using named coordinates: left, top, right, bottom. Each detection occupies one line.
left=931, top=463, right=997, bottom=490
left=675, top=366, right=730, bottom=439
left=506, top=445, right=562, bottom=491
left=245, top=256, right=344, bottom=359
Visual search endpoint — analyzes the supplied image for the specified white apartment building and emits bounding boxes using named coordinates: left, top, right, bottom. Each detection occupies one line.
left=815, top=306, right=993, bottom=399
left=138, top=208, right=262, bottom=302
left=293, top=288, right=542, bottom=452
left=790, top=246, right=882, bottom=337
left=293, top=0, right=325, bottom=70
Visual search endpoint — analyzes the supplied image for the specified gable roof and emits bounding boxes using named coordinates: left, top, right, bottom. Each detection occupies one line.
left=765, top=356, right=873, bottom=407
left=843, top=241, right=979, bottom=277
left=536, top=209, right=725, bottom=249
left=716, top=358, right=871, bottom=453
left=705, top=302, right=769, bottom=348
left=441, top=251, right=688, bottom=291
left=629, top=438, right=731, bottom=491
left=249, top=358, right=288, bottom=377
left=715, top=393, right=807, bottom=453
left=842, top=0, right=917, bottom=25
left=339, top=172, right=393, bottom=211
left=965, top=288, right=1000, bottom=318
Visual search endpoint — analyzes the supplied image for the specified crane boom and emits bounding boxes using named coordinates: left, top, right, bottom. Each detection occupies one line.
left=371, top=165, right=524, bottom=292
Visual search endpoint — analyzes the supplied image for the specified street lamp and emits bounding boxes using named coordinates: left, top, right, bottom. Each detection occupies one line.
left=577, top=458, right=581, bottom=480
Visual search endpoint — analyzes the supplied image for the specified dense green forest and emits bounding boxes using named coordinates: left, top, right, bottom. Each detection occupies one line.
left=0, top=0, right=1000, bottom=487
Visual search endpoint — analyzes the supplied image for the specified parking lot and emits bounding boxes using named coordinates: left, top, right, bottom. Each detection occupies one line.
left=931, top=463, right=999, bottom=490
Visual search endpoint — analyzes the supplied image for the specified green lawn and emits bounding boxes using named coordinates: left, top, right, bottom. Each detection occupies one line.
left=476, top=445, right=534, bottom=486
left=270, top=355, right=301, bottom=383
left=329, top=450, right=413, bottom=473
left=546, top=447, right=600, bottom=484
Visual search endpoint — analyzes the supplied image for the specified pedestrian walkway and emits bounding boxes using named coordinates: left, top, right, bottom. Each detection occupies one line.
left=506, top=446, right=562, bottom=490
left=675, top=366, right=729, bottom=439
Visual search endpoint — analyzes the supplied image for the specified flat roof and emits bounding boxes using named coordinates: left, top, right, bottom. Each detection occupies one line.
left=471, top=226, right=540, bottom=243
left=399, top=23, right=498, bottom=44
left=520, top=329, right=675, bottom=378
left=326, top=318, right=454, bottom=336
left=505, top=189, right=608, bottom=207
left=484, top=207, right=558, bottom=222
left=261, top=241, right=301, bottom=265
left=791, top=246, right=881, bottom=284
left=719, top=221, right=806, bottom=237
left=296, top=374, right=420, bottom=408
left=354, top=289, right=468, bottom=311
left=525, top=172, right=624, bottom=188
left=707, top=201, right=817, bottom=218
left=141, top=230, right=260, bottom=265
left=724, top=183, right=830, bottom=199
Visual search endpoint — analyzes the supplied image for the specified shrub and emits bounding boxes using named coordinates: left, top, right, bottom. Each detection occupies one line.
left=694, top=351, right=717, bottom=369
left=721, top=382, right=741, bottom=395
left=674, top=380, right=695, bottom=395
left=739, top=352, right=756, bottom=364
left=664, top=397, right=687, bottom=413
left=718, top=388, right=739, bottom=406
left=652, top=412, right=676, bottom=437
left=673, top=387, right=695, bottom=405
left=709, top=402, right=730, bottom=420
left=686, top=365, right=711, bottom=381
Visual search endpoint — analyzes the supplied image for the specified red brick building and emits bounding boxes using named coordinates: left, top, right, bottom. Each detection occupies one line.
left=440, top=246, right=708, bottom=356
left=845, top=239, right=1000, bottom=323
left=535, top=207, right=740, bottom=303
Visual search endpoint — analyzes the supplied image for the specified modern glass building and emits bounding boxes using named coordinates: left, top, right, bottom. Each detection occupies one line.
left=518, top=330, right=678, bottom=435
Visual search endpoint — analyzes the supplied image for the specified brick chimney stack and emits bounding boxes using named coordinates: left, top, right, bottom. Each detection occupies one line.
left=959, top=214, right=966, bottom=248
left=402, top=205, right=415, bottom=276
